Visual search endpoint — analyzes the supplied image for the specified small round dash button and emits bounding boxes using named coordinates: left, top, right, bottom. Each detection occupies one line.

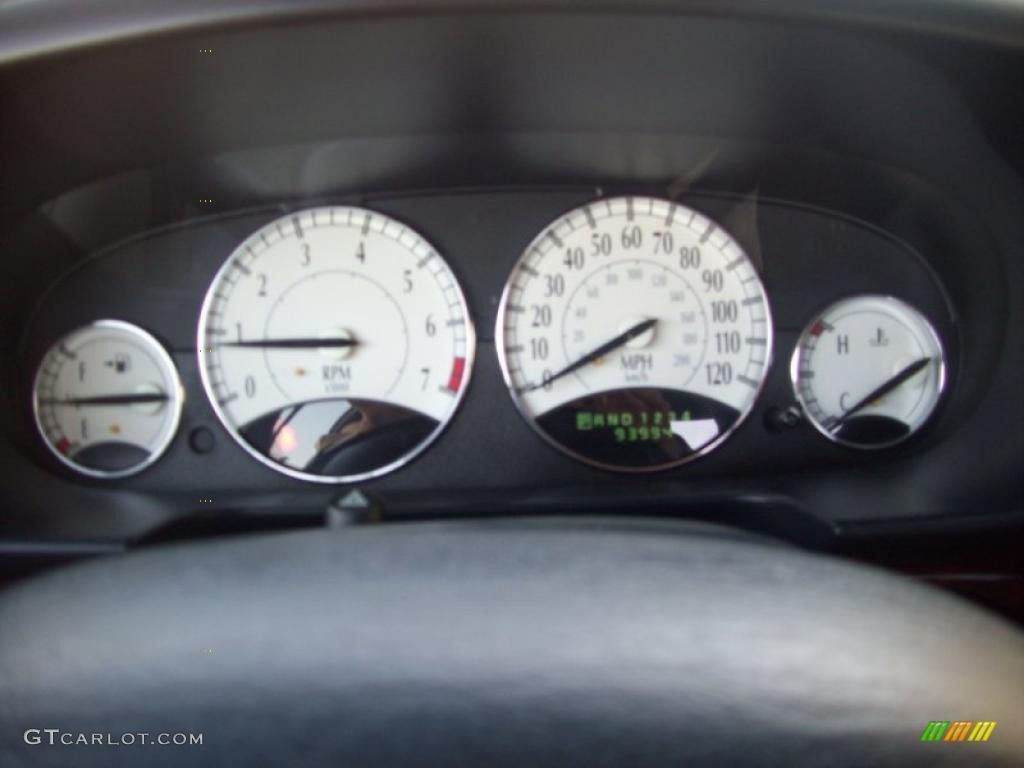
left=189, top=426, right=215, bottom=454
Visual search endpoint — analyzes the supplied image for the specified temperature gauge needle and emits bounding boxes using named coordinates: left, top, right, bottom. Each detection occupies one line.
left=828, top=357, right=931, bottom=431
left=524, top=318, right=657, bottom=393
left=38, top=393, right=170, bottom=406
left=219, top=338, right=359, bottom=349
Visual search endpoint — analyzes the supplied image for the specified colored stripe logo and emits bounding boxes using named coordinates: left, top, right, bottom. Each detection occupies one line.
left=921, top=721, right=996, bottom=742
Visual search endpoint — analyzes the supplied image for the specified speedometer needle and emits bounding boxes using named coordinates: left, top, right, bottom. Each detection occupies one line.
left=219, top=338, right=359, bottom=349
left=523, top=317, right=657, bottom=393
left=39, top=393, right=169, bottom=406
left=828, top=357, right=931, bottom=432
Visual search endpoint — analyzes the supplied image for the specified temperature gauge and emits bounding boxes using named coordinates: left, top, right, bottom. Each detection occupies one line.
left=791, top=296, right=946, bottom=449
left=32, top=320, right=184, bottom=478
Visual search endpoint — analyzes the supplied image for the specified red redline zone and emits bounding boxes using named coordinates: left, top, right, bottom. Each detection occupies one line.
left=447, top=357, right=467, bottom=392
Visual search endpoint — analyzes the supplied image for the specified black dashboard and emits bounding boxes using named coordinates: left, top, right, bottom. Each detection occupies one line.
left=0, top=1, right=1021, bottom=612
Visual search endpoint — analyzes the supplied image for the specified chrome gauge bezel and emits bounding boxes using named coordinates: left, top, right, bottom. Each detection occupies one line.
left=789, top=294, right=947, bottom=450
left=495, top=196, right=774, bottom=473
left=196, top=206, right=476, bottom=484
left=32, top=319, right=185, bottom=479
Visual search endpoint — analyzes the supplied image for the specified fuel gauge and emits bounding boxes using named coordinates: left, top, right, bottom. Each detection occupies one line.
left=32, top=320, right=184, bottom=478
left=791, top=296, right=946, bottom=449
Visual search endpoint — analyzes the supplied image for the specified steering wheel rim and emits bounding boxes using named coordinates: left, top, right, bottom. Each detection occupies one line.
left=1, top=518, right=1022, bottom=766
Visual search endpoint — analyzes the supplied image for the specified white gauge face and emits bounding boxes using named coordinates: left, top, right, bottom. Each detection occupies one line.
left=197, top=206, right=473, bottom=483
left=791, top=295, right=946, bottom=449
left=497, top=197, right=772, bottom=471
left=32, top=320, right=183, bottom=478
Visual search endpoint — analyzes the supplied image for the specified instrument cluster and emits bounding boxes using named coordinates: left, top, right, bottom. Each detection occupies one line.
left=22, top=190, right=954, bottom=485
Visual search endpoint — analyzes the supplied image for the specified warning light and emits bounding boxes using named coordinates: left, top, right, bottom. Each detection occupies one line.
left=273, top=424, right=298, bottom=455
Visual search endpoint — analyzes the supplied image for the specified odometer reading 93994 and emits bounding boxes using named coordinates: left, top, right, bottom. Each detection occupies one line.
left=497, top=197, right=772, bottom=471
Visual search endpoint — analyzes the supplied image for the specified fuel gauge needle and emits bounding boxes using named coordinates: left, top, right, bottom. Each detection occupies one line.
left=828, top=357, right=931, bottom=432
left=38, top=393, right=169, bottom=406
left=523, top=318, right=657, bottom=393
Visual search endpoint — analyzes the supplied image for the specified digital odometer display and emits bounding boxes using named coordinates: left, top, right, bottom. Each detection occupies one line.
left=496, top=197, right=772, bottom=472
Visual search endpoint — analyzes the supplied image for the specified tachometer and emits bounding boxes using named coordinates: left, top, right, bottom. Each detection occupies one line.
left=197, top=207, right=474, bottom=483
left=496, top=197, right=771, bottom=471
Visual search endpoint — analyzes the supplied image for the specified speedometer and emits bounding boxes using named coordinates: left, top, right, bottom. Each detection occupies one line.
left=197, top=207, right=474, bottom=483
left=496, top=197, right=771, bottom=471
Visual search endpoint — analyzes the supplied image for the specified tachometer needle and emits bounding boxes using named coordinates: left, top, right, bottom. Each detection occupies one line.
left=828, top=357, right=931, bottom=431
left=39, top=393, right=169, bottom=406
left=523, top=318, right=657, bottom=393
left=219, top=338, right=359, bottom=349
